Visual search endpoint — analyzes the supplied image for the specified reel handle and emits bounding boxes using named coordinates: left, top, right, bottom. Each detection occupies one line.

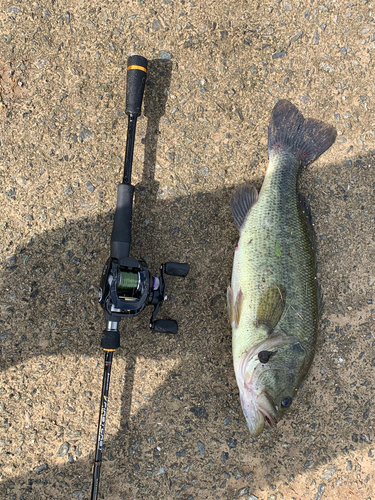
left=164, top=262, right=190, bottom=277
left=126, top=55, right=148, bottom=116
left=153, top=319, right=178, bottom=334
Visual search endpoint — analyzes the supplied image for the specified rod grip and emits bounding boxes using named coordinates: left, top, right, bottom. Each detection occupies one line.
left=111, top=184, right=134, bottom=260
left=126, top=55, right=148, bottom=116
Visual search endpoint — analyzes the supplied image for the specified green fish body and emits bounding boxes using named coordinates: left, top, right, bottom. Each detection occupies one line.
left=228, top=100, right=336, bottom=436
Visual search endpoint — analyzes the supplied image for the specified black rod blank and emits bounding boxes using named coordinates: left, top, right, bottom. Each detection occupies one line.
left=91, top=350, right=114, bottom=500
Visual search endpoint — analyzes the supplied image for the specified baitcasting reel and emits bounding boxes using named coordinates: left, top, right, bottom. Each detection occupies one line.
left=98, top=257, right=189, bottom=337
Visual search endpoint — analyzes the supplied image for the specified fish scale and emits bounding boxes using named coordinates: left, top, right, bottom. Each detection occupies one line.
left=228, top=100, right=336, bottom=436
left=233, top=152, right=318, bottom=358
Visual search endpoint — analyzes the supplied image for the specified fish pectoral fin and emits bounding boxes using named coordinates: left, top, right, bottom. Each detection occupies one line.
left=234, top=289, right=244, bottom=328
left=227, top=288, right=243, bottom=328
left=227, top=287, right=234, bottom=325
left=256, top=285, right=286, bottom=333
left=230, top=184, right=259, bottom=230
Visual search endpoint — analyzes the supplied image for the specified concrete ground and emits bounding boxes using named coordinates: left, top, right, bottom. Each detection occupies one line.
left=0, top=0, right=374, bottom=499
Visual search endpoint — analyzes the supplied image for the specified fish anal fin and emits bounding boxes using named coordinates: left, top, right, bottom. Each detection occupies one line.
left=256, top=285, right=286, bottom=333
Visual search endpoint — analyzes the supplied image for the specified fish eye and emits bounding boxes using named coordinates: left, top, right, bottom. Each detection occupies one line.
left=258, top=350, right=275, bottom=363
left=281, top=397, right=292, bottom=408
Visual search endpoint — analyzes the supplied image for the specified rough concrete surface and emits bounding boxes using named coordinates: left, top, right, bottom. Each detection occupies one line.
left=0, top=0, right=374, bottom=499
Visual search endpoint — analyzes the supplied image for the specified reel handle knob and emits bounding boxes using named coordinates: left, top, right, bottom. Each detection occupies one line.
left=164, top=262, right=190, bottom=277
left=126, top=55, right=148, bottom=116
left=152, top=319, right=178, bottom=334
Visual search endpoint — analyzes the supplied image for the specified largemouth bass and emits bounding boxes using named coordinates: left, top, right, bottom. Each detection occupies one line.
left=228, top=100, right=336, bottom=436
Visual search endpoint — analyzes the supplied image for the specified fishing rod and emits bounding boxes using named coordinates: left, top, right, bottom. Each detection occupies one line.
left=91, top=55, right=190, bottom=500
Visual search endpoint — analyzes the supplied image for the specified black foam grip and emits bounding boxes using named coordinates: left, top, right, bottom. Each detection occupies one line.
left=101, top=329, right=120, bottom=350
left=126, top=55, right=148, bottom=116
left=164, top=262, right=190, bottom=277
left=153, top=319, right=178, bottom=334
left=111, top=184, right=134, bottom=260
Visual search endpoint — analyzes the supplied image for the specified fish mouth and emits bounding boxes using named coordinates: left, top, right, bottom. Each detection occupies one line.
left=240, top=389, right=278, bottom=436
left=257, top=391, right=278, bottom=427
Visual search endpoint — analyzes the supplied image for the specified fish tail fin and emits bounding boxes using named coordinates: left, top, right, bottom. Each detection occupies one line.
left=268, top=100, right=337, bottom=166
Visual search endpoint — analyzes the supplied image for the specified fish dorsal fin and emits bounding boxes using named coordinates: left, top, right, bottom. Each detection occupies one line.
left=298, top=193, right=324, bottom=319
left=230, top=184, right=259, bottom=230
left=256, top=285, right=286, bottom=333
